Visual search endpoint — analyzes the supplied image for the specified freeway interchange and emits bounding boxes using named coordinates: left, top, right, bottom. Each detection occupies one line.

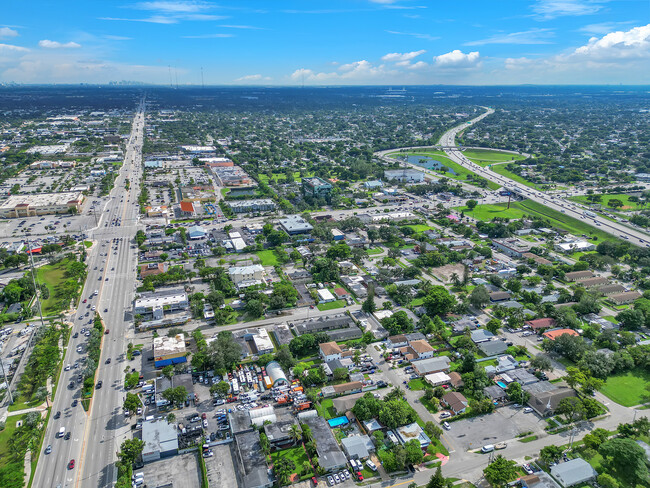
left=377, top=108, right=650, bottom=248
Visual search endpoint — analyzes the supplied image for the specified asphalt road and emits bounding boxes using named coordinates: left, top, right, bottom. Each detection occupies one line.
left=376, top=108, right=650, bottom=247
left=32, top=100, right=145, bottom=488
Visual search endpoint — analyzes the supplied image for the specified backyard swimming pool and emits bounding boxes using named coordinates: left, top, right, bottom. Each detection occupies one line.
left=496, top=381, right=507, bottom=388
left=328, top=416, right=349, bottom=428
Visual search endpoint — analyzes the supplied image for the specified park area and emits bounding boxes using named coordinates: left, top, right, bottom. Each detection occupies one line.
left=462, top=149, right=526, bottom=166
left=599, top=368, right=650, bottom=407
left=256, top=250, right=280, bottom=266
left=455, top=203, right=527, bottom=221
left=570, top=193, right=644, bottom=211
left=36, top=256, right=86, bottom=315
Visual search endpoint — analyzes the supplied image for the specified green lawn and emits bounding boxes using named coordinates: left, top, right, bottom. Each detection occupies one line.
left=317, top=300, right=346, bottom=311
left=366, top=248, right=384, bottom=255
left=83, top=241, right=93, bottom=248
left=408, top=378, right=428, bottom=390
left=463, top=149, right=526, bottom=166
left=0, top=417, right=20, bottom=466
left=270, top=446, right=311, bottom=480
left=36, top=258, right=83, bottom=315
left=7, top=394, right=43, bottom=412
left=316, top=398, right=337, bottom=420
left=510, top=200, right=622, bottom=243
left=491, top=164, right=543, bottom=190
left=256, top=250, right=280, bottom=266
left=570, top=193, right=644, bottom=211
left=599, top=368, right=650, bottom=407
left=406, top=224, right=435, bottom=233
left=456, top=203, right=527, bottom=221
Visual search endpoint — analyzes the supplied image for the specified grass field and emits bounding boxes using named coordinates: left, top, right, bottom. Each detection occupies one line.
left=570, top=193, right=644, bottom=211
left=456, top=203, right=527, bottom=221
left=256, top=250, right=280, bottom=266
left=408, top=378, right=428, bottom=390
left=511, top=200, right=620, bottom=242
left=491, top=164, right=543, bottom=190
left=463, top=149, right=526, bottom=166
left=270, top=447, right=310, bottom=480
left=317, top=300, right=346, bottom=311
left=406, top=224, right=435, bottom=233
left=36, top=259, right=80, bottom=315
left=599, top=368, right=650, bottom=407
left=257, top=171, right=306, bottom=185
left=394, top=150, right=501, bottom=190
left=366, top=248, right=384, bottom=255
left=316, top=398, right=336, bottom=419
left=0, top=417, right=19, bottom=466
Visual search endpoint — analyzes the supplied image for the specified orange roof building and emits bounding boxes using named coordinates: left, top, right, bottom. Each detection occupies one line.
left=542, top=328, right=579, bottom=341
left=179, top=201, right=195, bottom=214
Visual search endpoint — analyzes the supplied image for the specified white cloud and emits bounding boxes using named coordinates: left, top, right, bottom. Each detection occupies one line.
left=0, top=43, right=29, bottom=52
left=100, top=16, right=179, bottom=24
left=386, top=30, right=439, bottom=41
left=131, top=1, right=210, bottom=13
left=465, top=28, right=555, bottom=46
left=219, top=25, right=263, bottom=30
left=0, top=27, right=18, bottom=39
left=408, top=61, right=428, bottom=70
left=235, top=74, right=271, bottom=82
left=381, top=50, right=426, bottom=62
left=433, top=49, right=480, bottom=68
left=181, top=33, right=233, bottom=38
left=532, top=0, right=604, bottom=20
left=578, top=21, right=636, bottom=35
left=572, top=23, right=650, bottom=60
left=39, top=40, right=82, bottom=49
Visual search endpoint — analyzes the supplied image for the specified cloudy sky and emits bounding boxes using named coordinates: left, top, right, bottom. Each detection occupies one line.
left=1, top=0, right=649, bottom=84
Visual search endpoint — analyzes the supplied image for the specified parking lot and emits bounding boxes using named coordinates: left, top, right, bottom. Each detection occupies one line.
left=138, top=452, right=201, bottom=488
left=444, top=405, right=547, bottom=451
left=204, top=444, right=237, bottom=488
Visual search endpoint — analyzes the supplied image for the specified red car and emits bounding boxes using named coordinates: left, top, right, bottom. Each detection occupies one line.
left=356, top=472, right=363, bottom=481
left=311, top=477, right=318, bottom=486
left=201, top=413, right=207, bottom=420
left=68, top=459, right=75, bottom=470
left=105, top=329, right=109, bottom=335
left=83, top=299, right=87, bottom=303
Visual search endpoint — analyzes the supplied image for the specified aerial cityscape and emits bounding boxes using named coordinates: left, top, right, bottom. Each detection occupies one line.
left=1, top=2, right=650, bottom=488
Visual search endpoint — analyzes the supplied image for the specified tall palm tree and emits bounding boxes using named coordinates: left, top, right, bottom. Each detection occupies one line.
left=289, top=424, right=302, bottom=445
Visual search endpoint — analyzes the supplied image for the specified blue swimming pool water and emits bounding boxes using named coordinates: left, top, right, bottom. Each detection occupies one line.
left=328, top=416, right=349, bottom=428
left=496, top=381, right=507, bottom=388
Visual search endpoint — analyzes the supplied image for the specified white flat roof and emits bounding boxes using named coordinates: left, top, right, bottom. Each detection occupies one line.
left=135, top=291, right=187, bottom=309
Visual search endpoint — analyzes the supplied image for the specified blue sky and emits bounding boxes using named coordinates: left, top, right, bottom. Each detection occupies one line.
left=1, top=0, right=649, bottom=84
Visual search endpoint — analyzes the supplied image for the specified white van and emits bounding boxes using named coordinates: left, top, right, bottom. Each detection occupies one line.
left=365, top=460, right=377, bottom=472
left=481, top=445, right=494, bottom=453
left=58, top=427, right=65, bottom=438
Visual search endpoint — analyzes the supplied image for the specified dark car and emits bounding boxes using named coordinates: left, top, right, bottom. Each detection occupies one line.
left=106, top=358, right=111, bottom=364
left=96, top=381, right=103, bottom=389
left=54, top=411, right=61, bottom=419
left=71, top=399, right=78, bottom=407
left=64, top=432, right=71, bottom=440
left=72, top=332, right=78, bottom=339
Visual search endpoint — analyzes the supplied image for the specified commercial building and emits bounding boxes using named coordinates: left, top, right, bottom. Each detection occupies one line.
left=524, top=382, right=576, bottom=417
left=134, top=289, right=189, bottom=320
left=303, top=416, right=347, bottom=472
left=233, top=328, right=275, bottom=357
left=279, top=215, right=314, bottom=235
left=153, top=334, right=187, bottom=368
left=264, top=420, right=298, bottom=449
left=142, top=419, right=179, bottom=463
left=233, top=430, right=273, bottom=488
left=491, top=238, right=532, bottom=258
left=384, top=168, right=425, bottom=183
left=565, top=270, right=594, bottom=282
left=228, top=264, right=265, bottom=289
left=302, top=176, right=333, bottom=199
left=228, top=199, right=276, bottom=213
left=0, top=191, right=84, bottom=218
left=188, top=225, right=206, bottom=239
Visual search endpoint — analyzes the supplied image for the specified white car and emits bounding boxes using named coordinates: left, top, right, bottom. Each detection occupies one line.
left=327, top=476, right=334, bottom=486
left=443, top=422, right=451, bottom=430
left=334, top=474, right=340, bottom=484
left=523, top=407, right=534, bottom=413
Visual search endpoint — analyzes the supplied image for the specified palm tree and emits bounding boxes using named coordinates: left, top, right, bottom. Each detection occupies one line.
left=289, top=424, right=302, bottom=445
left=450, top=272, right=461, bottom=287
left=352, top=350, right=362, bottom=367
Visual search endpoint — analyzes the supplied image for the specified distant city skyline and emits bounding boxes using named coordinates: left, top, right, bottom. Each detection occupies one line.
left=1, top=0, right=649, bottom=85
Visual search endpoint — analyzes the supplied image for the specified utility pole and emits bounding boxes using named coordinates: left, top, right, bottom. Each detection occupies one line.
left=27, top=239, right=45, bottom=329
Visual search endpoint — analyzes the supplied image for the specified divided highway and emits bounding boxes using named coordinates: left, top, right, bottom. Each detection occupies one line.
left=377, top=108, right=650, bottom=248
left=33, top=100, right=145, bottom=488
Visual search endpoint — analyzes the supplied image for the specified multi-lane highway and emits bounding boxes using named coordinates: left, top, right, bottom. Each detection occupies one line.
left=377, top=108, right=650, bottom=248
left=33, top=100, right=145, bottom=488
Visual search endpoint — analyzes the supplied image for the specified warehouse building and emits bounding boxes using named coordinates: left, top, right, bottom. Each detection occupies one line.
left=142, top=419, right=179, bottom=463
left=279, top=215, right=314, bottom=235
left=153, top=334, right=187, bottom=368
left=229, top=199, right=276, bottom=213
left=0, top=191, right=84, bottom=218
left=266, top=361, right=289, bottom=387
